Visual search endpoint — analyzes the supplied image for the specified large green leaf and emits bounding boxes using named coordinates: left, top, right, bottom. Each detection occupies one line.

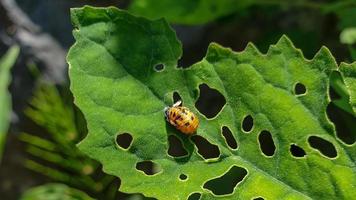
left=20, top=183, right=94, bottom=200
left=0, top=45, right=19, bottom=162
left=128, top=0, right=252, bottom=25
left=68, top=6, right=356, bottom=200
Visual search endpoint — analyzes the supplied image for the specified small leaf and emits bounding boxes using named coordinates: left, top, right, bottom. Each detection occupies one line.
left=20, top=183, right=94, bottom=200
left=0, top=46, right=19, bottom=162
left=68, top=6, right=356, bottom=200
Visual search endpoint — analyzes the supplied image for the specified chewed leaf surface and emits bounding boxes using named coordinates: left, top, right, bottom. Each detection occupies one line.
left=68, top=6, right=356, bottom=200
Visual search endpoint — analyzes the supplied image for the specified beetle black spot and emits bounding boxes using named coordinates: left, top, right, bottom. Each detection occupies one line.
left=185, top=122, right=190, bottom=126
left=191, top=116, right=194, bottom=120
left=175, top=116, right=181, bottom=121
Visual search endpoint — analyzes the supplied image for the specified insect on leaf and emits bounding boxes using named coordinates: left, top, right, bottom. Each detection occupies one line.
left=68, top=6, right=356, bottom=200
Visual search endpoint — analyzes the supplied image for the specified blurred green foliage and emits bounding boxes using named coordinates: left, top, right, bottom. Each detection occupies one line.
left=20, top=84, right=118, bottom=199
left=0, top=46, right=19, bottom=162
left=20, top=183, right=94, bottom=200
left=129, top=0, right=356, bottom=26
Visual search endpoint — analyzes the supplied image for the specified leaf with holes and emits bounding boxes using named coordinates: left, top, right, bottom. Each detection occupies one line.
left=68, top=6, right=356, bottom=200
left=0, top=45, right=19, bottom=162
left=129, top=0, right=254, bottom=25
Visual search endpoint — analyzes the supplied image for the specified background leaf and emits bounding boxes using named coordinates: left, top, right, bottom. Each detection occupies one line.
left=20, top=83, right=120, bottom=199
left=0, top=45, right=19, bottom=162
left=340, top=62, right=356, bottom=116
left=20, top=183, right=94, bottom=200
left=340, top=27, right=356, bottom=45
left=68, top=6, right=356, bottom=200
left=128, top=0, right=253, bottom=25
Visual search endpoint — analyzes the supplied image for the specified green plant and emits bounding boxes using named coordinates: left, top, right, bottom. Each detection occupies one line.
left=67, top=6, right=356, bottom=199
left=129, top=0, right=356, bottom=25
left=20, top=183, right=94, bottom=200
left=20, top=84, right=118, bottom=199
left=0, top=45, right=19, bottom=162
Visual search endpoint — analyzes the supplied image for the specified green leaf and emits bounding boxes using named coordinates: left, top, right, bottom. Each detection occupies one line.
left=340, top=62, right=356, bottom=116
left=20, top=183, right=94, bottom=200
left=68, top=6, right=356, bottom=200
left=21, top=83, right=118, bottom=199
left=0, top=45, right=19, bottom=162
left=128, top=0, right=252, bottom=25
left=329, top=71, right=355, bottom=115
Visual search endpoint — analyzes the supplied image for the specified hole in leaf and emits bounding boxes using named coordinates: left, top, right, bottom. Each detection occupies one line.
left=191, top=135, right=220, bottom=160
left=327, top=103, right=356, bottom=145
left=258, top=130, right=276, bottom=156
left=168, top=135, right=188, bottom=157
left=116, top=133, right=133, bottom=149
left=203, top=166, right=247, bottom=196
left=154, top=64, right=164, bottom=71
left=179, top=174, right=188, bottom=180
left=253, top=197, right=265, bottom=200
left=195, top=83, right=226, bottom=119
left=136, top=161, right=162, bottom=175
left=221, top=126, right=238, bottom=150
left=242, top=115, right=254, bottom=133
left=329, top=85, right=341, bottom=101
left=308, top=136, right=337, bottom=158
left=329, top=71, right=343, bottom=101
left=187, top=193, right=201, bottom=200
left=290, top=144, right=306, bottom=157
left=173, top=91, right=182, bottom=104
left=294, top=82, right=306, bottom=95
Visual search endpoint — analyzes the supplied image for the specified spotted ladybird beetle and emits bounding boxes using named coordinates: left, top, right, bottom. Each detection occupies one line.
left=164, top=100, right=199, bottom=135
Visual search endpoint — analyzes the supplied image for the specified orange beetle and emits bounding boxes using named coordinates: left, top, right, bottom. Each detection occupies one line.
left=164, top=101, right=199, bottom=135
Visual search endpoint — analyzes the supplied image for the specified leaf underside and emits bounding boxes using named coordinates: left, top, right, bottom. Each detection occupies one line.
left=68, top=6, right=356, bottom=200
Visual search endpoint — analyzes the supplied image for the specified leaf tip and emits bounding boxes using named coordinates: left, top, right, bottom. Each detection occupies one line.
left=312, top=46, right=338, bottom=70
left=275, top=34, right=295, bottom=48
left=244, top=42, right=260, bottom=55
left=205, top=42, right=233, bottom=62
